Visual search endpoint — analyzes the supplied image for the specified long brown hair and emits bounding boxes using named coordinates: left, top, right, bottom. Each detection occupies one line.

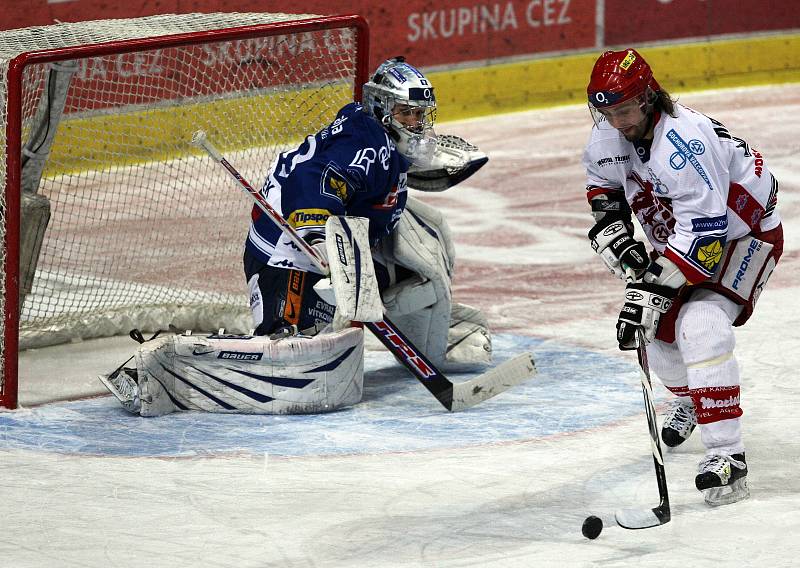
left=654, top=88, right=676, bottom=117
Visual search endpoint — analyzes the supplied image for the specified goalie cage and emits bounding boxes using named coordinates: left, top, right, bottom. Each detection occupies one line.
left=0, top=13, right=369, bottom=408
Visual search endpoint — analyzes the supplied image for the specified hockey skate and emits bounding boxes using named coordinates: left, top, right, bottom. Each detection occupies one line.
left=661, top=398, right=696, bottom=447
left=695, top=453, right=750, bottom=506
left=99, top=368, right=142, bottom=414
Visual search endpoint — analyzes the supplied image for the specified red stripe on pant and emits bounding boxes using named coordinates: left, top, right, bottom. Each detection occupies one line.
left=690, top=385, right=743, bottom=424
left=665, top=385, right=691, bottom=398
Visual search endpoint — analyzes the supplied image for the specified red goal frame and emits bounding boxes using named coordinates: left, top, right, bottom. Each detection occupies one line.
left=1, top=14, right=370, bottom=409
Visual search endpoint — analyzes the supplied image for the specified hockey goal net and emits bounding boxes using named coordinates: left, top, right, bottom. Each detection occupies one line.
left=0, top=12, right=369, bottom=408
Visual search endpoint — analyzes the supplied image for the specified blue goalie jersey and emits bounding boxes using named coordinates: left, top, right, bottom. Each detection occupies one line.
left=245, top=103, right=410, bottom=273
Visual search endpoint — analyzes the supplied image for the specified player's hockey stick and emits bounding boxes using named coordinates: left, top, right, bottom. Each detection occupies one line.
left=191, top=130, right=536, bottom=411
left=614, top=304, right=671, bottom=528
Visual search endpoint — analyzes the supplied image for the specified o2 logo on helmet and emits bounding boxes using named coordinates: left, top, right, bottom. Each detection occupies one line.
left=591, top=91, right=622, bottom=107
left=408, top=87, right=434, bottom=102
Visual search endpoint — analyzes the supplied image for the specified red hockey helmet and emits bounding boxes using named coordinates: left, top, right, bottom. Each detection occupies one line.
left=586, top=49, right=661, bottom=109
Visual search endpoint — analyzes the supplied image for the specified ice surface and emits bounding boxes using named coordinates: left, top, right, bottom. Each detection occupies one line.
left=2, top=84, right=800, bottom=567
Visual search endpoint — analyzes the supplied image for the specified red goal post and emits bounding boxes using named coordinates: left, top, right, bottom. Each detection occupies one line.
left=1, top=13, right=370, bottom=409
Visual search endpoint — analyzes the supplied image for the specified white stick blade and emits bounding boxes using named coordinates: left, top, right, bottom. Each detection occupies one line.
left=449, top=352, right=536, bottom=412
left=614, top=507, right=663, bottom=529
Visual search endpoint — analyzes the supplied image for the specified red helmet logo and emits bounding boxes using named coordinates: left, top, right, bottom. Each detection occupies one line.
left=587, top=49, right=660, bottom=108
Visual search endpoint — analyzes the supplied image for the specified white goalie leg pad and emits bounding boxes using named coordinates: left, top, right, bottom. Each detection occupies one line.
left=134, top=327, right=364, bottom=416
left=380, top=197, right=491, bottom=367
left=324, top=216, right=383, bottom=323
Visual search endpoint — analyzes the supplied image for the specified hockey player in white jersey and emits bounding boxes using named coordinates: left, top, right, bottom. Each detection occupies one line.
left=583, top=48, right=783, bottom=506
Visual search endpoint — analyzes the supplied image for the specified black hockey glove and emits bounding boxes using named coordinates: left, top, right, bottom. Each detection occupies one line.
left=616, top=282, right=677, bottom=350
left=588, top=215, right=649, bottom=280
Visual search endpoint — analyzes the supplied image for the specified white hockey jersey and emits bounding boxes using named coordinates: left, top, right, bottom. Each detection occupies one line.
left=583, top=103, right=780, bottom=283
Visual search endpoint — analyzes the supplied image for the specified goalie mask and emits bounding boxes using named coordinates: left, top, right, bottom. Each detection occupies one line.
left=586, top=49, right=660, bottom=134
left=363, top=56, right=437, bottom=166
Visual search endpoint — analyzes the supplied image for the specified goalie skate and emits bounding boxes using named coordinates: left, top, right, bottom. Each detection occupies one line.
left=99, top=369, right=141, bottom=414
left=696, top=453, right=750, bottom=506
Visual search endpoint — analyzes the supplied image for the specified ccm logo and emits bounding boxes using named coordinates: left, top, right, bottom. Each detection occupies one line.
left=372, top=321, right=436, bottom=378
left=649, top=297, right=672, bottom=310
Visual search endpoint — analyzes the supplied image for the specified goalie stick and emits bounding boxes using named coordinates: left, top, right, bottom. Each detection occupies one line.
left=614, top=322, right=671, bottom=529
left=191, top=130, right=536, bottom=412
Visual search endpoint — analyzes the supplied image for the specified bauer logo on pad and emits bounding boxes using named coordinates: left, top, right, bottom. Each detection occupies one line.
left=218, top=352, right=262, bottom=361
left=335, top=234, right=348, bottom=265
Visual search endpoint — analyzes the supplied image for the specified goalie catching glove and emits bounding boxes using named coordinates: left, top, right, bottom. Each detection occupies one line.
left=588, top=214, right=649, bottom=280
left=406, top=134, right=488, bottom=192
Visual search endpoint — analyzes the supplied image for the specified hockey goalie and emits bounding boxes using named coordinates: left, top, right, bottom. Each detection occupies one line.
left=100, top=56, right=497, bottom=416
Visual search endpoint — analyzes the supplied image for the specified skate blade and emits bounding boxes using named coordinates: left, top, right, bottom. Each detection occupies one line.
left=703, top=478, right=750, bottom=507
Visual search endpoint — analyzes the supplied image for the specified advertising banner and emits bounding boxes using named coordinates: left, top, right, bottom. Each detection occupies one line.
left=3, top=0, right=595, bottom=69
left=4, top=1, right=798, bottom=69
left=603, top=0, right=800, bottom=45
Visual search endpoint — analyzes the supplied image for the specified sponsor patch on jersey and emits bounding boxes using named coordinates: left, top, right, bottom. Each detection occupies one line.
left=596, top=154, right=630, bottom=167
left=320, top=164, right=350, bottom=204
left=691, top=214, right=728, bottom=233
left=666, top=129, right=713, bottom=190
left=687, top=234, right=727, bottom=274
left=288, top=208, right=331, bottom=228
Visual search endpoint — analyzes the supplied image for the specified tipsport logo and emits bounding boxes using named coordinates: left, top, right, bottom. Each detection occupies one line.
left=288, top=209, right=330, bottom=228
left=667, top=129, right=714, bottom=191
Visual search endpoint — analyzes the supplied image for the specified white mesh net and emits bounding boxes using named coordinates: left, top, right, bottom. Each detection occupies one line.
left=0, top=12, right=364, bottom=405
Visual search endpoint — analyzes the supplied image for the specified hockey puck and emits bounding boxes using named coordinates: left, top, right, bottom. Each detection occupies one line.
left=582, top=515, right=603, bottom=540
